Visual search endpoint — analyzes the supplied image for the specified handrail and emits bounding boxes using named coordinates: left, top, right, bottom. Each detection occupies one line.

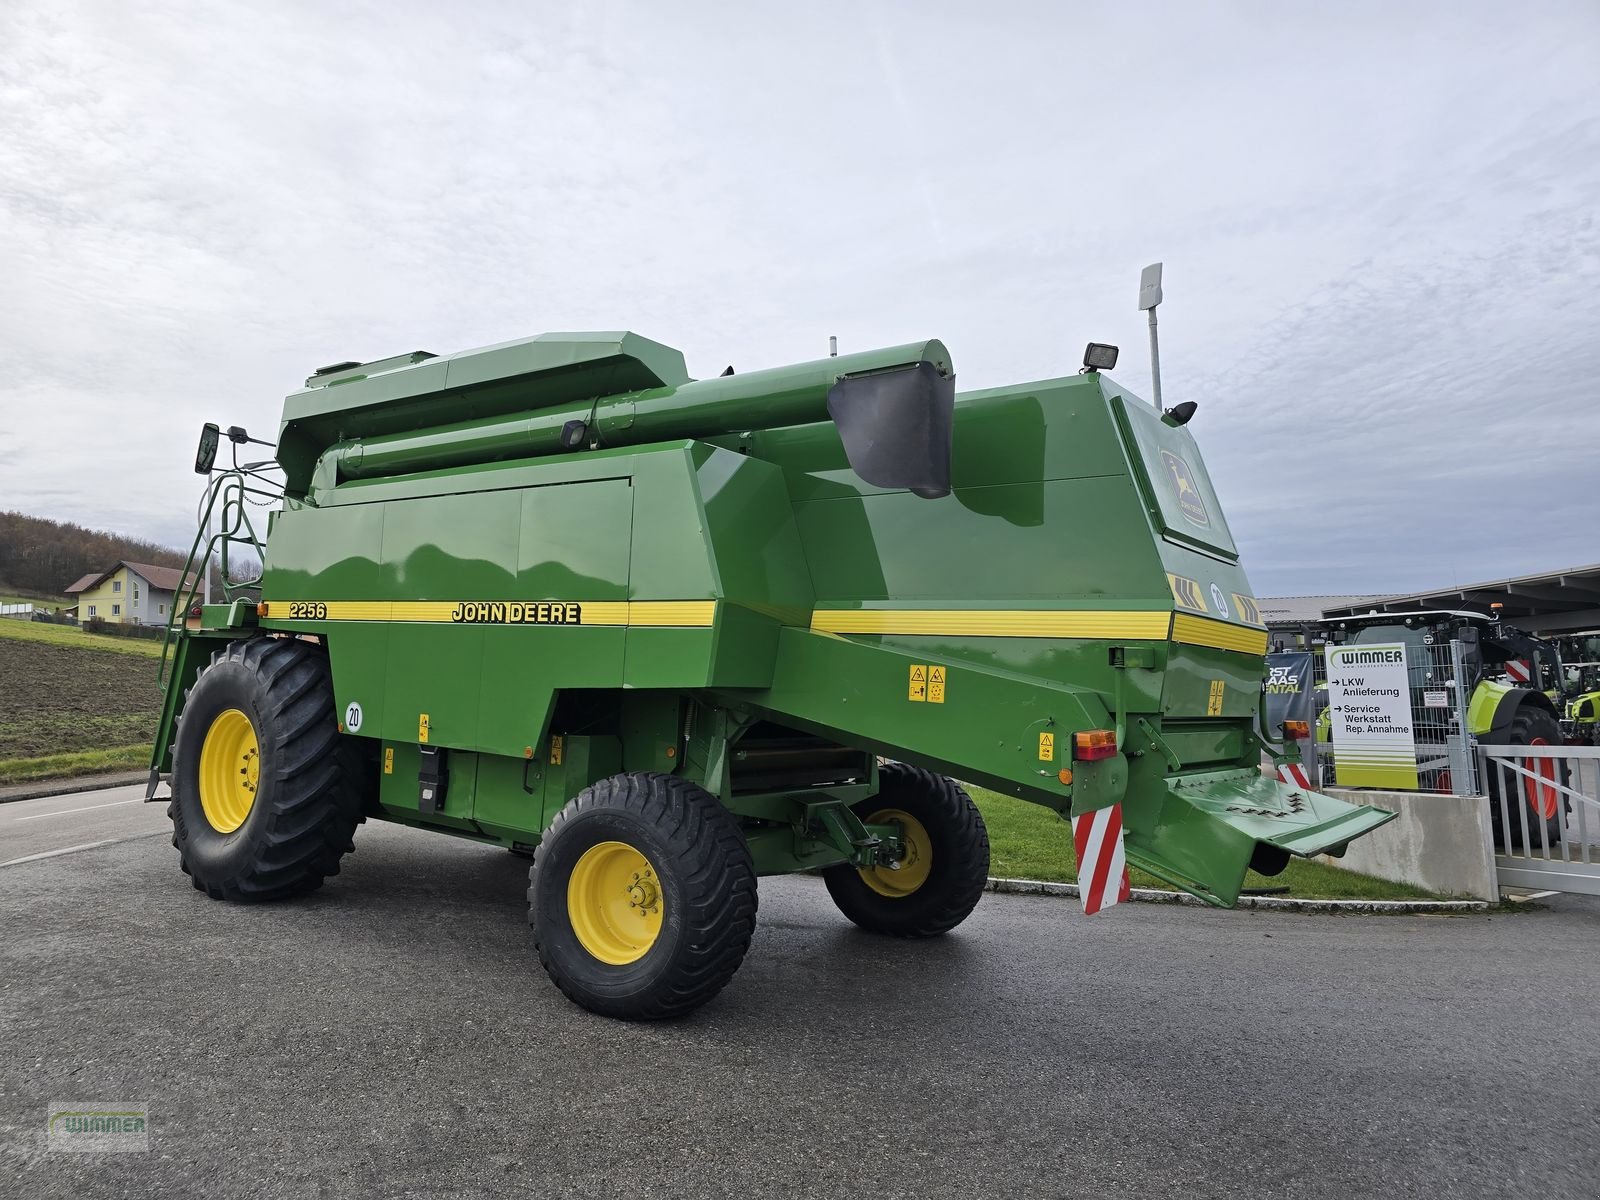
left=157, top=469, right=278, bottom=687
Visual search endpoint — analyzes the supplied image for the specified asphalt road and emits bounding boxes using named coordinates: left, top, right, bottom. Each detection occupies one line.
left=3, top=785, right=1597, bottom=1199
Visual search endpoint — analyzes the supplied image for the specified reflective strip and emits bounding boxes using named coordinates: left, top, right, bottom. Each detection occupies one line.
left=1277, top=761, right=1312, bottom=790
left=1172, top=613, right=1269, bottom=655
left=1167, top=573, right=1206, bottom=613
left=1230, top=593, right=1263, bottom=626
left=810, top=609, right=1173, bottom=640
left=1072, top=803, right=1130, bottom=916
left=265, top=600, right=716, bottom=627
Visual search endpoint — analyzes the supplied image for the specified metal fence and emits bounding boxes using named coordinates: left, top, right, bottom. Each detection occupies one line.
left=1311, top=639, right=1479, bottom=795
left=1482, top=743, right=1600, bottom=897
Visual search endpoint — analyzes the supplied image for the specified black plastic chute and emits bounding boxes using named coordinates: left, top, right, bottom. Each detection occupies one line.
left=826, top=361, right=955, bottom=499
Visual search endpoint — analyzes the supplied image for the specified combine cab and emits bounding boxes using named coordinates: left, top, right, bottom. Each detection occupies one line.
left=153, top=331, right=1393, bottom=1018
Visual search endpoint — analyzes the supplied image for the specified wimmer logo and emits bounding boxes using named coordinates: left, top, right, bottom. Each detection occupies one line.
left=47, top=1102, right=149, bottom=1153
left=1330, top=648, right=1405, bottom=665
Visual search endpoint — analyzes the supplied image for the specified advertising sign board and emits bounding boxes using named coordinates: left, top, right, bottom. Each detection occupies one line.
left=1327, top=642, right=1419, bottom=789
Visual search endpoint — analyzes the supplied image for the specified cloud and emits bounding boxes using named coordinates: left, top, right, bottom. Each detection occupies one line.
left=0, top=0, right=1596, bottom=598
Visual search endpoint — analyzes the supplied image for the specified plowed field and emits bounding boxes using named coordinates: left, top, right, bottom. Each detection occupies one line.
left=0, top=637, right=162, bottom=760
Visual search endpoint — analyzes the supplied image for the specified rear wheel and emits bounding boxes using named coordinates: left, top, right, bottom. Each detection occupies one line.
left=169, top=637, right=363, bottom=901
left=1488, top=705, right=1565, bottom=849
left=530, top=772, right=757, bottom=1020
left=822, top=764, right=989, bottom=937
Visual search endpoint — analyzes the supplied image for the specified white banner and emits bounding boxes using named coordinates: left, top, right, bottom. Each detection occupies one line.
left=1327, top=641, right=1419, bottom=789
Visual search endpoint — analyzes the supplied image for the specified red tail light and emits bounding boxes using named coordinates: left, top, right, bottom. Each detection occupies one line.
left=1073, top=729, right=1118, bottom=761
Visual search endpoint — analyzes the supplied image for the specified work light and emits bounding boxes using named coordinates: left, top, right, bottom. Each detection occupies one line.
left=1082, top=343, right=1119, bottom=372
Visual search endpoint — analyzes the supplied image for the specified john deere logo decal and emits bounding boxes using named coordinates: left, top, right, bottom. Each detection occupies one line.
left=1159, top=449, right=1208, bottom=527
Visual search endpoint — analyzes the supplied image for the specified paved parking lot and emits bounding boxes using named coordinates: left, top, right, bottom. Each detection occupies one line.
left=3, top=785, right=1598, bottom=1199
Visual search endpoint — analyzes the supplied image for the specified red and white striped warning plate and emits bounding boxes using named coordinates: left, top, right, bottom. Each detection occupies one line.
left=1505, top=658, right=1532, bottom=684
left=1071, top=803, right=1132, bottom=915
left=1277, top=760, right=1313, bottom=790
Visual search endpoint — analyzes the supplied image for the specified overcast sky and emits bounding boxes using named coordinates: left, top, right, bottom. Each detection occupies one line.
left=2, top=1, right=1596, bottom=596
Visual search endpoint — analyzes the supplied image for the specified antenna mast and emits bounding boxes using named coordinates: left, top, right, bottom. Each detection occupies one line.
left=1138, top=263, right=1164, bottom=409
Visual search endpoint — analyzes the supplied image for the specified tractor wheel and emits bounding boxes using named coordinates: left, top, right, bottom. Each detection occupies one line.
left=169, top=637, right=364, bottom=901
left=822, top=763, right=989, bottom=937
left=1487, top=705, right=1565, bottom=850
left=529, top=772, right=757, bottom=1020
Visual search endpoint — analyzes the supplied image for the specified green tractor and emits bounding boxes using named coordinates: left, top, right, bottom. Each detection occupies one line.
left=1555, top=634, right=1600, bottom=746
left=152, top=331, right=1393, bottom=1019
left=1316, top=610, right=1565, bottom=845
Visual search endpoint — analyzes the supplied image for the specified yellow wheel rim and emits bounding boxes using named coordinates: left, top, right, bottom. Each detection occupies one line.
left=859, top=808, right=933, bottom=898
left=198, top=708, right=260, bottom=834
left=567, top=841, right=664, bottom=965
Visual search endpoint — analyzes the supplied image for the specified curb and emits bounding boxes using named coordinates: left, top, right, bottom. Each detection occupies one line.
left=0, top=772, right=149, bottom=805
left=985, top=876, right=1491, bottom=914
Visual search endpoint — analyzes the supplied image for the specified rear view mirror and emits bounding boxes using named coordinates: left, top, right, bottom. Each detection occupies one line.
left=195, top=423, right=220, bottom=475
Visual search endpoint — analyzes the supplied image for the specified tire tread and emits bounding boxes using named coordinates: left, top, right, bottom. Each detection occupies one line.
left=169, top=637, right=363, bottom=902
left=822, top=763, right=989, bottom=938
left=530, top=772, right=757, bottom=1020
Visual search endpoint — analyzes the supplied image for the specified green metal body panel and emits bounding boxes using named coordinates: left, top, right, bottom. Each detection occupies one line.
left=1468, top=679, right=1514, bottom=736
left=159, top=331, right=1393, bottom=905
left=1569, top=691, right=1600, bottom=728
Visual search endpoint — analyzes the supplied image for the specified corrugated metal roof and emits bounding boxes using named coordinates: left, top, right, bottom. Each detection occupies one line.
left=1320, top=563, right=1600, bottom=635
left=1258, top=595, right=1386, bottom=625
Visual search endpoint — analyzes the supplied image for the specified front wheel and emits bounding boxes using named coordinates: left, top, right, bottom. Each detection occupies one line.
left=1487, top=704, right=1566, bottom=850
left=529, top=772, right=757, bottom=1020
left=822, top=764, right=990, bottom=937
left=168, top=637, right=363, bottom=901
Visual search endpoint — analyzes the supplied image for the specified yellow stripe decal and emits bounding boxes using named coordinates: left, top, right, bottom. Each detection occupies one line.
left=1172, top=612, right=1269, bottom=655
left=811, top=607, right=1268, bottom=655
left=265, top=600, right=716, bottom=628
left=810, top=609, right=1172, bottom=640
left=270, top=598, right=1263, bottom=650
left=1230, top=592, right=1263, bottom=626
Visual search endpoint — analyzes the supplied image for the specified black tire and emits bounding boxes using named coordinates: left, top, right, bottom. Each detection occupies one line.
left=168, top=637, right=363, bottom=901
left=822, top=763, right=989, bottom=937
left=1487, top=705, right=1565, bottom=850
left=530, top=772, right=757, bottom=1020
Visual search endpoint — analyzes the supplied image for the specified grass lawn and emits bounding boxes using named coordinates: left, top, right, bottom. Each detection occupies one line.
left=970, top=785, right=1442, bottom=901
left=0, top=590, right=67, bottom=610
left=0, top=616, right=164, bottom=658
left=0, top=746, right=150, bottom=785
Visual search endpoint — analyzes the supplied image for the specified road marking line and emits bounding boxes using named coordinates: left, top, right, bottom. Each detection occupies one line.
left=13, top=799, right=142, bottom=822
left=0, top=830, right=167, bottom=868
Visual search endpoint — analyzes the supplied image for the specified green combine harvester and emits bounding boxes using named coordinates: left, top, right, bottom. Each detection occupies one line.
left=153, top=331, right=1393, bottom=1019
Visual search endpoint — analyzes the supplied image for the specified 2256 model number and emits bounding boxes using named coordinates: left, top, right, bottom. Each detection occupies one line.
left=287, top=602, right=328, bottom=619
